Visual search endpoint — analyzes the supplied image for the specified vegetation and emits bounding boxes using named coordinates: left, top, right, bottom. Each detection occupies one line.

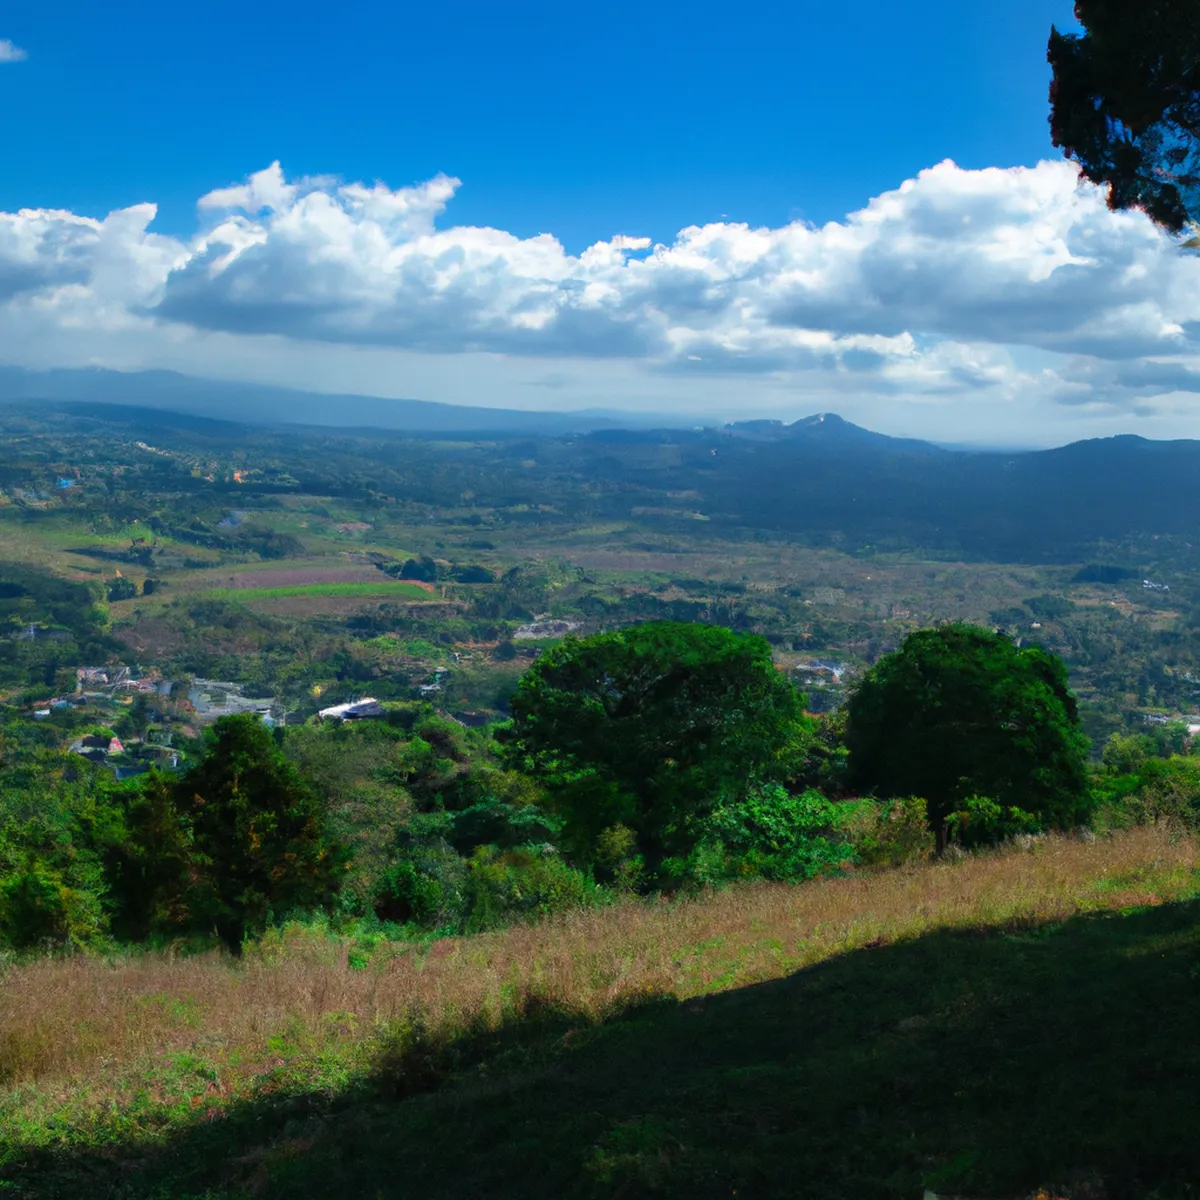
left=1049, top=0, right=1200, bottom=232
left=114, top=716, right=347, bottom=952
left=845, top=625, right=1092, bottom=850
left=503, top=622, right=807, bottom=882
left=6, top=401, right=1200, bottom=1195
left=1, top=828, right=1197, bottom=1197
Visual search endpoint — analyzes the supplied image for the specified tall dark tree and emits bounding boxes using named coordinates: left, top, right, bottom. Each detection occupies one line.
left=501, top=621, right=807, bottom=875
left=115, top=715, right=346, bottom=952
left=184, top=715, right=346, bottom=951
left=844, top=625, right=1090, bottom=850
left=1049, top=1, right=1200, bottom=232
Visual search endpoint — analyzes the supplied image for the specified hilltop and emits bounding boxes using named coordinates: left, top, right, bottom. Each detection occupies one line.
left=3, top=829, right=1198, bottom=1198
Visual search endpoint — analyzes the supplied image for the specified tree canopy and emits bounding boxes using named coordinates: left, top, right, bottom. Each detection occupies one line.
left=1049, top=0, right=1200, bottom=231
left=501, top=621, right=807, bottom=875
left=844, top=625, right=1090, bottom=848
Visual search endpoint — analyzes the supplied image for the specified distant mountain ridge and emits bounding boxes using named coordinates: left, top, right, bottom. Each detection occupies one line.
left=722, top=412, right=944, bottom=453
left=581, top=414, right=1200, bottom=561
left=6, top=364, right=1200, bottom=561
left=0, top=366, right=681, bottom=437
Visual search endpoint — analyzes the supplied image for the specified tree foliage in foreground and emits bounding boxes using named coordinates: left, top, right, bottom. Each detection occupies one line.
left=502, top=621, right=808, bottom=877
left=844, top=625, right=1091, bottom=848
left=1049, top=0, right=1200, bottom=231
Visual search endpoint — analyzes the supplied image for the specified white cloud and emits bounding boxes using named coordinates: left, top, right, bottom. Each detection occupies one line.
left=154, top=159, right=1200, bottom=372
left=4, top=157, right=1200, bottom=442
left=0, top=39, right=27, bottom=63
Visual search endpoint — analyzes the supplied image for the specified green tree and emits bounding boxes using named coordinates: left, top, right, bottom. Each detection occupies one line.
left=501, top=621, right=807, bottom=878
left=1049, top=1, right=1200, bottom=231
left=1101, top=731, right=1156, bottom=776
left=124, top=715, right=346, bottom=952
left=844, top=625, right=1090, bottom=850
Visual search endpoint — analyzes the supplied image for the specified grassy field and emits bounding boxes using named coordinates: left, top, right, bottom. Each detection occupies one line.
left=196, top=581, right=435, bottom=602
left=2, top=828, right=1199, bottom=1198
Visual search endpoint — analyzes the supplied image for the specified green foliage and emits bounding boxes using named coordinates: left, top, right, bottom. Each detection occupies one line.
left=372, top=841, right=466, bottom=928
left=839, top=796, right=934, bottom=868
left=503, top=621, right=808, bottom=879
left=458, top=846, right=604, bottom=933
left=946, top=795, right=1039, bottom=849
left=112, top=716, right=347, bottom=951
left=106, top=575, right=138, bottom=602
left=845, top=625, right=1091, bottom=847
left=0, top=747, right=126, bottom=951
left=1094, top=754, right=1200, bottom=832
left=1025, top=593, right=1075, bottom=621
left=1101, top=731, right=1157, bottom=775
left=397, top=555, right=440, bottom=582
left=1049, top=0, right=1200, bottom=231
left=0, top=862, right=109, bottom=950
left=664, top=784, right=855, bottom=886
left=179, top=715, right=347, bottom=949
left=374, top=834, right=601, bottom=934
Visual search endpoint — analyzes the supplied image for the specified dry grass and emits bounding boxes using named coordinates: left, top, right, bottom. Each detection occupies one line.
left=1, top=827, right=1196, bottom=1139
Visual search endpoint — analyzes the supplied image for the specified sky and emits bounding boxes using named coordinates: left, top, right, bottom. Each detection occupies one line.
left=4, top=0, right=1200, bottom=447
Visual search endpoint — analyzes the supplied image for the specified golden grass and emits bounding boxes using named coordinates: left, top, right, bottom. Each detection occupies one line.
left=1, top=827, right=1196, bottom=1134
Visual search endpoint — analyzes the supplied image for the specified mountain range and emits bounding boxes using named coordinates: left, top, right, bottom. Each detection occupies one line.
left=0, top=366, right=675, bottom=436
left=3, top=366, right=1198, bottom=563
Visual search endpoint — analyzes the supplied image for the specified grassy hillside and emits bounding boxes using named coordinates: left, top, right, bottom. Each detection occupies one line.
left=3, top=828, right=1198, bottom=1198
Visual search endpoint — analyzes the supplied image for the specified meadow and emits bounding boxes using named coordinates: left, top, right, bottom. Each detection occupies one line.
left=2, top=827, right=1198, bottom=1198
left=194, top=581, right=435, bottom=603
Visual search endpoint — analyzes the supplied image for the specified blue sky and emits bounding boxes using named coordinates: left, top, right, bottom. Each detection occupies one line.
left=9, top=2, right=1200, bottom=447
left=2, top=0, right=1068, bottom=248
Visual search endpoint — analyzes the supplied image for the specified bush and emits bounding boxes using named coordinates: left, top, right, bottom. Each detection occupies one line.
left=373, top=843, right=468, bottom=929
left=661, top=785, right=856, bottom=887
left=946, top=795, right=1040, bottom=848
left=106, top=576, right=137, bottom=602
left=0, top=864, right=108, bottom=951
left=374, top=840, right=603, bottom=934
left=461, top=846, right=604, bottom=932
left=842, top=796, right=934, bottom=868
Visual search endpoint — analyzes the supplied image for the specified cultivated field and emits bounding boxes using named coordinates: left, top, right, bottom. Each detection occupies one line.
left=197, top=581, right=434, bottom=602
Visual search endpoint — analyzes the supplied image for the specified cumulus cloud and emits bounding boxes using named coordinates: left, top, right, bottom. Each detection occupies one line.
left=4, top=156, right=1200, bottom=436
left=0, top=39, right=26, bottom=62
left=157, top=159, right=1200, bottom=370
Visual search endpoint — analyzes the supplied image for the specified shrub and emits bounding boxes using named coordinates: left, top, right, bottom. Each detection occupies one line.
left=946, top=795, right=1040, bottom=848
left=0, top=864, right=108, bottom=951
left=661, top=785, right=856, bottom=887
left=842, top=796, right=934, bottom=868
left=373, top=844, right=468, bottom=929
left=461, top=846, right=604, bottom=932
left=1092, top=755, right=1200, bottom=833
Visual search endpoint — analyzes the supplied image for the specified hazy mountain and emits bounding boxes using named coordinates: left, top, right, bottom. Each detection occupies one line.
left=581, top=419, right=1200, bottom=560
left=0, top=366, right=681, bottom=437
left=5, top=371, right=1198, bottom=562
left=723, top=412, right=943, bottom=454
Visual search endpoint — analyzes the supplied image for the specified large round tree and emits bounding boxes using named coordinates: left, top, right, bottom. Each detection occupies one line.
left=844, top=625, right=1090, bottom=850
left=502, top=621, right=806, bottom=875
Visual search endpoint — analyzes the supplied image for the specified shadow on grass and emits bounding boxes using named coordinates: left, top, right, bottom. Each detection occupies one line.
left=6, top=900, right=1200, bottom=1200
